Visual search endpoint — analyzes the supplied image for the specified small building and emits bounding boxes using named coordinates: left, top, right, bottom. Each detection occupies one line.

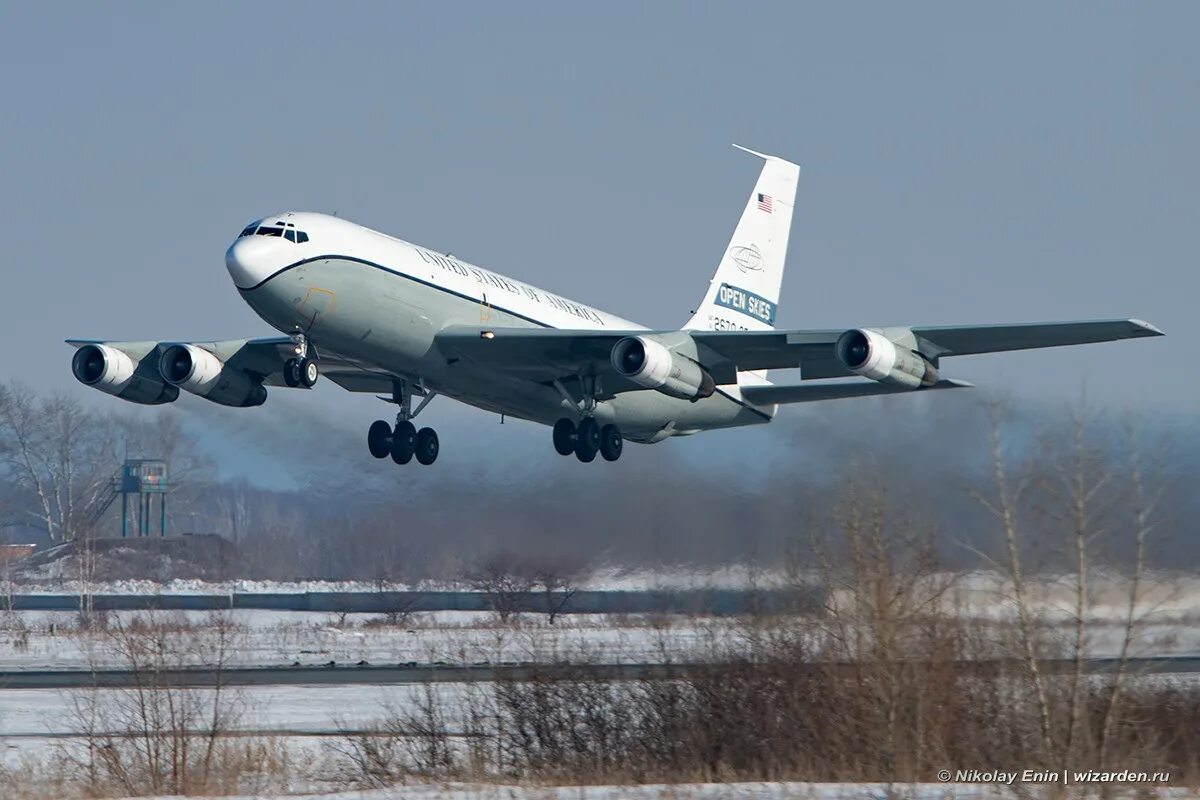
left=0, top=544, right=37, bottom=565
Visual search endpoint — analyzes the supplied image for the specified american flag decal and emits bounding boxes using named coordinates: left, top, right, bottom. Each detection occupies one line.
left=757, top=193, right=773, bottom=213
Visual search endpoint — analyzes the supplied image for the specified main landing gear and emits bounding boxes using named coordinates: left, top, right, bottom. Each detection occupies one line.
left=553, top=417, right=624, bottom=463
left=549, top=373, right=623, bottom=463
left=367, top=379, right=440, bottom=466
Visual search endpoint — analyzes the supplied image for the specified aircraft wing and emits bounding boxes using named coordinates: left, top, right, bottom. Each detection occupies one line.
left=434, top=318, right=1162, bottom=386
left=66, top=337, right=404, bottom=393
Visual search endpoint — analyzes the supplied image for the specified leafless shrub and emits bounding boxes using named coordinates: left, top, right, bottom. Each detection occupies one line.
left=333, top=682, right=494, bottom=787
left=363, top=596, right=421, bottom=629
left=51, top=609, right=297, bottom=797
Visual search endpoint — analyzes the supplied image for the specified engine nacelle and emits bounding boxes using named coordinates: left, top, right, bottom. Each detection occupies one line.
left=836, top=329, right=938, bottom=389
left=71, top=344, right=178, bottom=405
left=611, top=336, right=716, bottom=401
left=159, top=344, right=267, bottom=407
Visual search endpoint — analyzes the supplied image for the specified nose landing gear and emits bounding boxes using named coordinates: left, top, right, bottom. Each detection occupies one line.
left=367, top=379, right=440, bottom=466
left=283, top=334, right=319, bottom=388
left=284, top=358, right=319, bottom=388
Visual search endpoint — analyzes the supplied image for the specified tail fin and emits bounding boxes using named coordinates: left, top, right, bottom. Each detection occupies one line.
left=684, top=145, right=800, bottom=333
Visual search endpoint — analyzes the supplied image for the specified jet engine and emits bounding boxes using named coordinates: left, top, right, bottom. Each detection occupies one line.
left=71, top=344, right=179, bottom=405
left=159, top=344, right=267, bottom=407
left=836, top=329, right=938, bottom=389
left=611, top=336, right=716, bottom=401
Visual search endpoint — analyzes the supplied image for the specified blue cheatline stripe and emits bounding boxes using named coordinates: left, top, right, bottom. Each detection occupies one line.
left=240, top=254, right=554, bottom=329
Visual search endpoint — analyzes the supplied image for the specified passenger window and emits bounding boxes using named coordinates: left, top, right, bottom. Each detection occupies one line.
left=297, top=231, right=310, bottom=243
left=284, top=229, right=296, bottom=243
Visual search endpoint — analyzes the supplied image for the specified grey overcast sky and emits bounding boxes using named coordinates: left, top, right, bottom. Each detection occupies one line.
left=0, top=3, right=1195, bottom=481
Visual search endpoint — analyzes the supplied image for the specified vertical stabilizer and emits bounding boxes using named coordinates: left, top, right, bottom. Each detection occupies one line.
left=685, top=146, right=800, bottom=334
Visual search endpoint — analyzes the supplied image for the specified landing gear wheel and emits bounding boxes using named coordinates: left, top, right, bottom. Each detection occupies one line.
left=391, top=421, right=416, bottom=464
left=299, top=358, right=319, bottom=388
left=284, top=359, right=302, bottom=387
left=368, top=420, right=392, bottom=459
left=599, top=424, right=623, bottom=462
left=553, top=418, right=577, bottom=456
left=575, top=418, right=600, bottom=463
left=415, top=427, right=439, bottom=465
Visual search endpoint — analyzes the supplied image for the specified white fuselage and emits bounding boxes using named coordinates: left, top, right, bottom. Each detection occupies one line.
left=226, top=212, right=775, bottom=442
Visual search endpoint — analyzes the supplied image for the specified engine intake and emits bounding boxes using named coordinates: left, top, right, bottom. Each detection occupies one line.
left=159, top=344, right=266, bottom=407
left=836, top=329, right=938, bottom=389
left=71, top=344, right=178, bottom=405
left=611, top=336, right=715, bottom=401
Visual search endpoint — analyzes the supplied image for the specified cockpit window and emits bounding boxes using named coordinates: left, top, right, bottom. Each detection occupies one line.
left=241, top=222, right=309, bottom=243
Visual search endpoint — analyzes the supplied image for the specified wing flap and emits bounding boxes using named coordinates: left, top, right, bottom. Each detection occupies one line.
left=433, top=326, right=636, bottom=385
left=741, top=378, right=973, bottom=405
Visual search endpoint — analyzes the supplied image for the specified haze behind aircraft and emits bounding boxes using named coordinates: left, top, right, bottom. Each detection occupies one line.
left=69, top=147, right=1163, bottom=465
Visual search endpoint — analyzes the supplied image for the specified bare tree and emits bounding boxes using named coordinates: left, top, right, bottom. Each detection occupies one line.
left=1098, top=422, right=1165, bottom=767
left=464, top=555, right=534, bottom=623
left=968, top=398, right=1054, bottom=758
left=530, top=557, right=583, bottom=625
left=1045, top=405, right=1111, bottom=765
left=0, top=384, right=117, bottom=542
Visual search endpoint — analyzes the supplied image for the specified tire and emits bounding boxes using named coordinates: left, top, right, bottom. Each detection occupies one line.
left=415, top=427, right=439, bottom=465
left=552, top=418, right=576, bottom=456
left=367, top=420, right=392, bottom=459
left=599, top=424, right=623, bottom=462
left=576, top=418, right=600, bottom=451
left=575, top=418, right=600, bottom=462
left=391, top=421, right=416, bottom=464
left=284, top=359, right=301, bottom=387
left=300, top=358, right=319, bottom=388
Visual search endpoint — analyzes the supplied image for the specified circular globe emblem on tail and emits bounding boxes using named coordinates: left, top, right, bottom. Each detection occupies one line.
left=728, top=244, right=763, bottom=273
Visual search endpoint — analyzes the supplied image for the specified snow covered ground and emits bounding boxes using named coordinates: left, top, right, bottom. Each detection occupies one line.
left=0, top=609, right=740, bottom=670
left=0, top=683, right=460, bottom=769
left=110, top=782, right=1195, bottom=799
left=1, top=606, right=1198, bottom=672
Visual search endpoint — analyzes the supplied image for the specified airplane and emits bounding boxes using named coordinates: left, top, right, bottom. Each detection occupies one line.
left=68, top=146, right=1163, bottom=465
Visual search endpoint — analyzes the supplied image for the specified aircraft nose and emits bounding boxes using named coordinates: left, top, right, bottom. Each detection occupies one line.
left=225, top=236, right=279, bottom=290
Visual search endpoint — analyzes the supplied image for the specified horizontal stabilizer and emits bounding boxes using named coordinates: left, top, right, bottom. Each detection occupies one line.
left=740, top=378, right=973, bottom=406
